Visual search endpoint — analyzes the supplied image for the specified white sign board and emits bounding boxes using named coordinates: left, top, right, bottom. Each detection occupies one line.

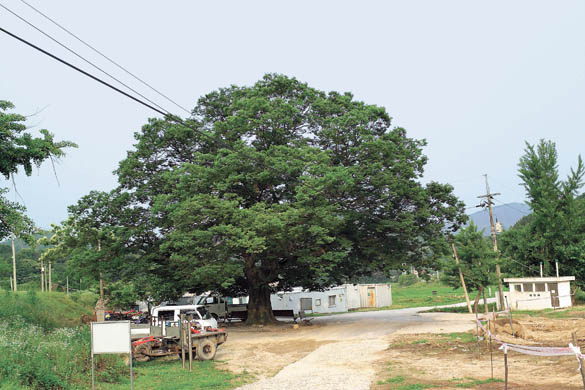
left=91, top=321, right=131, bottom=354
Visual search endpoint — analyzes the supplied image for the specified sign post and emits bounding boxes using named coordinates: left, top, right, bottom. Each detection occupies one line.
left=91, top=320, right=133, bottom=390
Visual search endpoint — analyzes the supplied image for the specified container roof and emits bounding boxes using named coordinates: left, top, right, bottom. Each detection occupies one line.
left=504, top=276, right=575, bottom=283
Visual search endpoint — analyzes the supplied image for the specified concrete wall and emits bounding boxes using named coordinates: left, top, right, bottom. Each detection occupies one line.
left=558, top=282, right=572, bottom=308
left=499, top=280, right=573, bottom=310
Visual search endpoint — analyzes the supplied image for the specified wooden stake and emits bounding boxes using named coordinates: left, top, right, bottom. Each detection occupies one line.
left=180, top=314, right=186, bottom=369
left=504, top=347, right=508, bottom=390
left=451, top=242, right=472, bottom=313
left=572, top=332, right=585, bottom=390
left=188, top=320, right=193, bottom=371
left=475, top=310, right=480, bottom=359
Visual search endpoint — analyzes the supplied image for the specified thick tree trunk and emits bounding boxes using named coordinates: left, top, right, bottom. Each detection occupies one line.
left=246, top=284, right=277, bottom=325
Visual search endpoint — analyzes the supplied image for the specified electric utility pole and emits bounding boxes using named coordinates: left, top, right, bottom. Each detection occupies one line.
left=11, top=231, right=17, bottom=292
left=477, top=174, right=505, bottom=310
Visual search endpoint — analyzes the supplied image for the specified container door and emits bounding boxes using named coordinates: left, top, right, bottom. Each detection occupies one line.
left=367, top=287, right=376, bottom=307
left=549, top=283, right=559, bottom=308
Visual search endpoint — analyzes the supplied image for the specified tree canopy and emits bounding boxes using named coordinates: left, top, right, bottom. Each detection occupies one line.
left=0, top=100, right=76, bottom=240
left=63, top=75, right=466, bottom=323
left=500, top=140, right=585, bottom=285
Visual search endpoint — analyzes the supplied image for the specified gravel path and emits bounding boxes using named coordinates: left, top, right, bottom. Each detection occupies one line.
left=236, top=338, right=386, bottom=390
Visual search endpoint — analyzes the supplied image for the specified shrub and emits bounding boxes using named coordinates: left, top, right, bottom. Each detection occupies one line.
left=398, top=273, right=419, bottom=287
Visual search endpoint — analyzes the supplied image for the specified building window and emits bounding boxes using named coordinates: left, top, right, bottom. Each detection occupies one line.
left=328, top=295, right=336, bottom=307
left=300, top=298, right=312, bottom=311
left=522, top=283, right=534, bottom=292
left=535, top=283, right=546, bottom=292
left=514, top=284, right=522, bottom=292
left=315, top=299, right=321, bottom=307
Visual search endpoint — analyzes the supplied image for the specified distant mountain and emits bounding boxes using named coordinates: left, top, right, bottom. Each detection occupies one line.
left=468, top=202, right=531, bottom=235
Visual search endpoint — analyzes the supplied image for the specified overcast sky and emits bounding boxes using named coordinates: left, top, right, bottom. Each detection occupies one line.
left=1, top=0, right=584, bottom=228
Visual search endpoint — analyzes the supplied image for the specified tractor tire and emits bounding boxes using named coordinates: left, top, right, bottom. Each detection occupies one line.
left=134, top=343, right=152, bottom=362
left=196, top=339, right=217, bottom=361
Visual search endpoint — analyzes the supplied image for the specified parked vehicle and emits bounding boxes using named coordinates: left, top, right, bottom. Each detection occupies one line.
left=132, top=324, right=227, bottom=362
left=198, top=295, right=248, bottom=321
left=198, top=294, right=294, bottom=321
left=151, top=304, right=218, bottom=328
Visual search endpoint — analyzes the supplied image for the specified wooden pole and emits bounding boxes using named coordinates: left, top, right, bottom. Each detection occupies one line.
left=98, top=239, right=104, bottom=301
left=48, top=261, right=52, bottom=292
left=482, top=288, right=489, bottom=315
left=188, top=319, right=193, bottom=371
left=11, top=231, right=17, bottom=292
left=40, top=260, right=44, bottom=292
left=489, top=306, right=494, bottom=380
left=475, top=310, right=480, bottom=359
left=478, top=175, right=505, bottom=310
left=451, top=242, right=472, bottom=313
left=66, top=276, right=69, bottom=295
left=572, top=332, right=585, bottom=390
left=180, top=314, right=186, bottom=369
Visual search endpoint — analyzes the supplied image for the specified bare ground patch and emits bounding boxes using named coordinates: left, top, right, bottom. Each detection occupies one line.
left=372, top=315, right=585, bottom=389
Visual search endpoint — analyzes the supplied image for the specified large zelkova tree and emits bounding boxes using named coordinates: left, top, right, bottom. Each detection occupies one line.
left=91, top=74, right=466, bottom=324
left=500, top=140, right=585, bottom=285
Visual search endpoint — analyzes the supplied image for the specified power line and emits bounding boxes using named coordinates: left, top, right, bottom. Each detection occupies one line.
left=16, top=0, right=191, bottom=115
left=0, top=25, right=168, bottom=116
left=0, top=2, right=171, bottom=116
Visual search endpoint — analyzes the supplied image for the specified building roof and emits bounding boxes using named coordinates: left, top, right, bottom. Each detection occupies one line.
left=504, top=276, right=575, bottom=283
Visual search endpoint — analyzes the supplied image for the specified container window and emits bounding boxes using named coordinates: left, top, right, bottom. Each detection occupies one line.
left=328, top=295, right=336, bottom=307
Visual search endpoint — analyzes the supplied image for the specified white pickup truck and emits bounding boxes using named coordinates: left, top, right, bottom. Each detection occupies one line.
left=151, top=304, right=218, bottom=328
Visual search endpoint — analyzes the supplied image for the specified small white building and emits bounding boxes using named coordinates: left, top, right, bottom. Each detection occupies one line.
left=498, top=276, right=575, bottom=310
left=270, top=284, right=392, bottom=315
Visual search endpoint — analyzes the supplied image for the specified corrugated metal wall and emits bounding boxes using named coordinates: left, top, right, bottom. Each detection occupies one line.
left=358, top=284, right=392, bottom=308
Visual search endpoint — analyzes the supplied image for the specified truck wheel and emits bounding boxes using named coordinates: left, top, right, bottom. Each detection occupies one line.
left=134, top=343, right=152, bottom=362
left=196, top=339, right=217, bottom=361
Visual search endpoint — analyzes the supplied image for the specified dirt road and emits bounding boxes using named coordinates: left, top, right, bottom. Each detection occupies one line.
left=215, top=308, right=476, bottom=390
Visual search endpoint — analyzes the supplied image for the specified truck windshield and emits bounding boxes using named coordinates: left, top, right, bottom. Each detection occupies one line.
left=197, top=307, right=211, bottom=320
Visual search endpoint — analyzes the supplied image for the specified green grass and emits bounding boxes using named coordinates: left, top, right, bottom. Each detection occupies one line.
left=513, top=305, right=585, bottom=319
left=390, top=282, right=469, bottom=309
left=377, top=376, right=405, bottom=385
left=421, top=302, right=497, bottom=314
left=95, top=359, right=249, bottom=390
left=454, top=377, right=503, bottom=387
left=0, top=289, right=96, bottom=329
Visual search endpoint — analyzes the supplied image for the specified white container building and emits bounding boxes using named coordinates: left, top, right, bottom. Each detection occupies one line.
left=270, top=284, right=392, bottom=315
left=497, top=276, right=575, bottom=310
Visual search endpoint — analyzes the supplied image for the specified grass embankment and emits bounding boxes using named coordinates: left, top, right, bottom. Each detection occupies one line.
left=390, top=282, right=468, bottom=310
left=0, top=290, right=247, bottom=390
